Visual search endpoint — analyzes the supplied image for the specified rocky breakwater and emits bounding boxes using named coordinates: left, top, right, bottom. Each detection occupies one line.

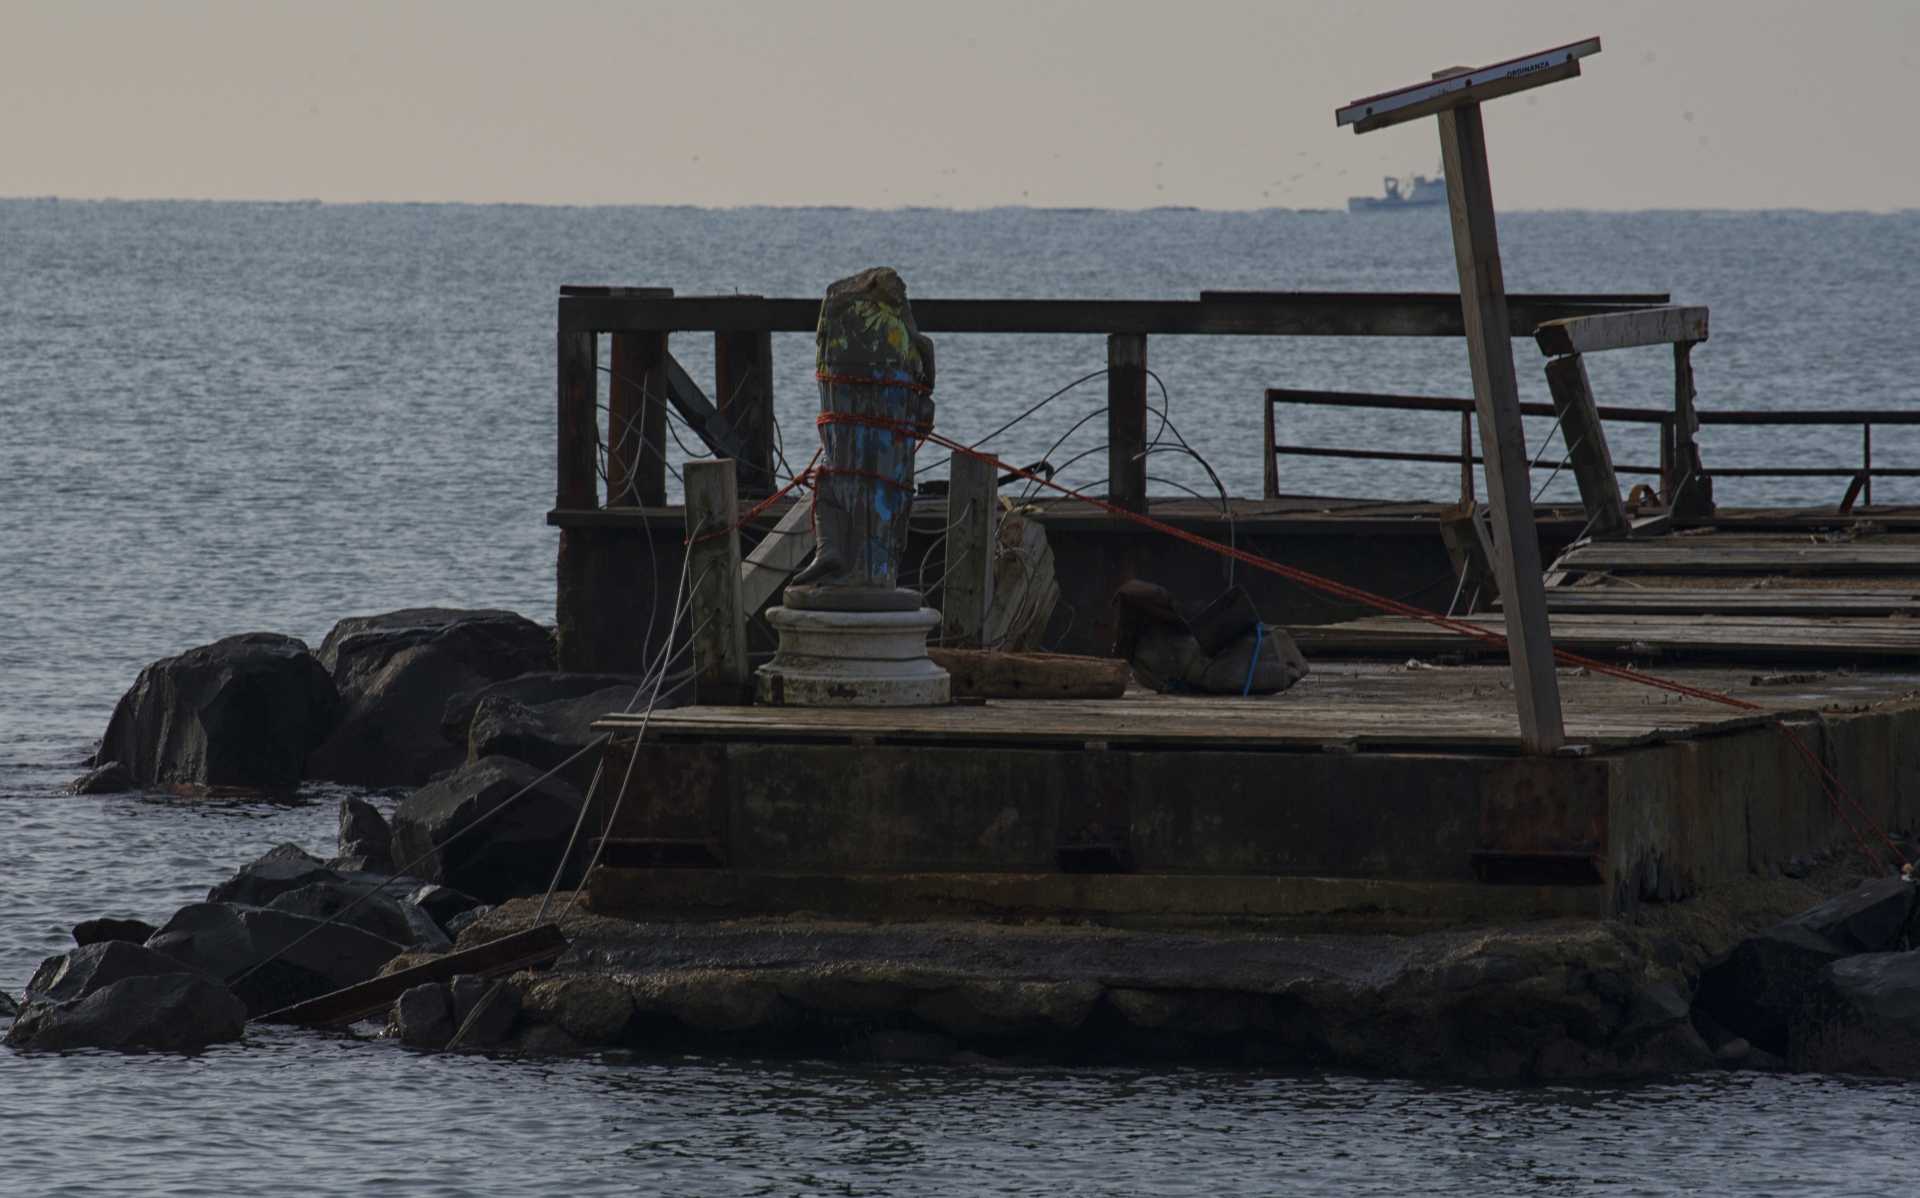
left=5, top=805, right=487, bottom=1052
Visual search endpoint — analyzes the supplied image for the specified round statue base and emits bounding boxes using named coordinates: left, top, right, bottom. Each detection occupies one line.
left=756, top=606, right=951, bottom=708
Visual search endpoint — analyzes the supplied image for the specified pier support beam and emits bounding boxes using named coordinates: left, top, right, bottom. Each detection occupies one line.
left=1543, top=353, right=1630, bottom=539
left=685, top=459, right=750, bottom=704
left=715, top=316, right=775, bottom=497
left=1107, top=333, right=1148, bottom=514
left=609, top=332, right=669, bottom=507
left=1438, top=99, right=1565, bottom=752
left=941, top=455, right=998, bottom=647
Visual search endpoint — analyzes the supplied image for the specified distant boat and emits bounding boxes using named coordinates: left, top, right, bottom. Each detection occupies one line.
left=1347, top=169, right=1447, bottom=213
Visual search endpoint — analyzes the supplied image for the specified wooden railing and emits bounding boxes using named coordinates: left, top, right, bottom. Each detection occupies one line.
left=556, top=287, right=1670, bottom=515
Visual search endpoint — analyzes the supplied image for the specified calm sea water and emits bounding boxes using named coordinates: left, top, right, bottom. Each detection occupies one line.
left=4, top=199, right=1919, bottom=1194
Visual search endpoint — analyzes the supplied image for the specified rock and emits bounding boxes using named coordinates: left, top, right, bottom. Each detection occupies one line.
left=449, top=974, right=521, bottom=1046
left=0, top=991, right=16, bottom=1018
left=521, top=975, right=635, bottom=1043
left=446, top=905, right=492, bottom=939
left=466, top=685, right=632, bottom=786
left=265, top=880, right=450, bottom=951
left=440, top=672, right=646, bottom=746
left=1714, top=1036, right=1752, bottom=1066
left=93, top=633, right=337, bottom=791
left=1790, top=950, right=1920, bottom=1076
left=306, top=608, right=555, bottom=787
left=337, top=798, right=393, bottom=870
left=73, top=917, right=159, bottom=947
left=512, top=1023, right=583, bottom=1058
left=69, top=760, right=133, bottom=795
left=390, top=982, right=455, bottom=1049
left=389, top=756, right=586, bottom=902
left=1785, top=877, right=1918, bottom=953
left=911, top=980, right=1104, bottom=1040
left=406, top=884, right=487, bottom=938
left=24, top=941, right=198, bottom=1005
left=145, top=901, right=406, bottom=1015
left=638, top=971, right=789, bottom=1034
left=1693, top=923, right=1851, bottom=1056
left=5, top=973, right=246, bottom=1053
left=856, top=1029, right=957, bottom=1062
left=206, top=844, right=337, bottom=906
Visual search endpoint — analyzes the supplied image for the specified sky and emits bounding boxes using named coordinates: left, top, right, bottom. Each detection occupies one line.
left=5, top=0, right=1917, bottom=211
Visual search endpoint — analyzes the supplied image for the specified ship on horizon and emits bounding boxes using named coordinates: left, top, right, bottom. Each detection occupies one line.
left=1347, top=167, right=1446, bottom=213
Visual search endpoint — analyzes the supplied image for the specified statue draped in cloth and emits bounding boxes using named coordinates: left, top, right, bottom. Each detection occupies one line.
left=787, top=267, right=937, bottom=609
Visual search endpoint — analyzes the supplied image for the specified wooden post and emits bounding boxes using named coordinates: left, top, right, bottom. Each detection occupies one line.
left=609, top=332, right=668, bottom=506
left=1460, top=410, right=1475, bottom=504
left=1437, top=99, right=1565, bottom=753
left=941, top=454, right=998, bottom=646
left=556, top=330, right=598, bottom=510
left=684, top=459, right=750, bottom=705
left=1108, top=333, right=1148, bottom=513
left=1669, top=340, right=1713, bottom=517
left=1262, top=396, right=1278, bottom=499
left=715, top=319, right=775, bottom=497
left=1543, top=353, right=1629, bottom=539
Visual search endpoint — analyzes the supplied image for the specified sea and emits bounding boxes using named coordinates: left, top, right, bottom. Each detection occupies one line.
left=3, top=199, right=1919, bottom=1195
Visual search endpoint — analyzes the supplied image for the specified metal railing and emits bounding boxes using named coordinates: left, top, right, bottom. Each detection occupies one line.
left=1263, top=389, right=1920, bottom=511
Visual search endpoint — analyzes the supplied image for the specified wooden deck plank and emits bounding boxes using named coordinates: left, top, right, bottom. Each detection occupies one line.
left=1510, top=588, right=1920, bottom=617
left=1289, top=612, right=1920, bottom=662
left=593, top=662, right=1881, bottom=754
left=1553, top=543, right=1920, bottom=575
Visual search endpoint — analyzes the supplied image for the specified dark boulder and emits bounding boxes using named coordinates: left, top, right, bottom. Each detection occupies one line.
left=406, top=884, right=488, bottom=938
left=73, top=917, right=159, bottom=947
left=25, top=941, right=196, bottom=1005
left=69, top=760, right=133, bottom=795
left=440, top=672, right=645, bottom=745
left=446, top=905, right=492, bottom=940
left=1693, top=923, right=1848, bottom=1056
left=0, top=991, right=16, bottom=1019
left=337, top=797, right=393, bottom=871
left=450, top=974, right=522, bottom=1047
left=91, top=633, right=337, bottom=791
left=5, top=973, right=246, bottom=1053
left=145, top=901, right=406, bottom=1016
left=389, top=755, right=586, bottom=903
left=306, top=609, right=555, bottom=787
left=1784, top=876, right=1918, bottom=953
left=390, top=982, right=455, bottom=1049
left=266, top=880, right=450, bottom=951
left=466, top=685, right=632, bottom=787
left=206, top=843, right=336, bottom=906
left=1790, top=950, right=1920, bottom=1076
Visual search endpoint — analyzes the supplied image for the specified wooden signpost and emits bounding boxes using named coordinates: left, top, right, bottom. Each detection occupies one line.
left=1336, top=38, right=1602, bottom=754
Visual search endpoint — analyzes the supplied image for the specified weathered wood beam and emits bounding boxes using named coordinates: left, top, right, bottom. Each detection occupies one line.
left=1534, top=306, right=1709, bottom=356
left=1107, top=334, right=1148, bottom=513
left=1438, top=99, right=1565, bottom=753
left=715, top=319, right=775, bottom=496
left=556, top=329, right=598, bottom=510
left=1669, top=340, right=1715, bottom=517
left=739, top=499, right=814, bottom=617
left=608, top=332, right=668, bottom=507
left=560, top=294, right=1670, bottom=339
left=662, top=353, right=752, bottom=464
left=941, top=455, right=998, bottom=647
left=1543, top=353, right=1630, bottom=539
left=1337, top=38, right=1601, bottom=133
left=685, top=459, right=751, bottom=704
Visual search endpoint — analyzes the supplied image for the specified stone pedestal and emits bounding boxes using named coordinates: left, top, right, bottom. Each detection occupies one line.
left=756, top=607, right=951, bottom=707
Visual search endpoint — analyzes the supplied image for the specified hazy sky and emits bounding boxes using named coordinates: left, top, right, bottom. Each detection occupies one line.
left=6, top=0, right=1917, bottom=210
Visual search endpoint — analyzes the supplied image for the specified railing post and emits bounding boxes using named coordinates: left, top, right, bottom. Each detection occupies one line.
left=1670, top=340, right=1713, bottom=518
left=1460, top=410, right=1475, bottom=504
left=940, top=454, right=998, bottom=647
left=556, top=327, right=598, bottom=510
left=608, top=332, right=668, bottom=506
left=1107, top=333, right=1148, bottom=513
left=1263, top=396, right=1279, bottom=499
left=1864, top=421, right=1873, bottom=508
left=685, top=458, right=750, bottom=705
left=715, top=312, right=775, bottom=498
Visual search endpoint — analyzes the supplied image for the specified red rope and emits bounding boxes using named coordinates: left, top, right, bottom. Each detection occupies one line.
left=815, top=369, right=933, bottom=395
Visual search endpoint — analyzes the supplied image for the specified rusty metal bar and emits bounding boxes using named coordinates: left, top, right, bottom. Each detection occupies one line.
left=1273, top=444, right=1663, bottom=475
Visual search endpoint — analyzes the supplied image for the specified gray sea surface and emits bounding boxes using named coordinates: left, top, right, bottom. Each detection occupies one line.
left=4, top=199, right=1919, bottom=1194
